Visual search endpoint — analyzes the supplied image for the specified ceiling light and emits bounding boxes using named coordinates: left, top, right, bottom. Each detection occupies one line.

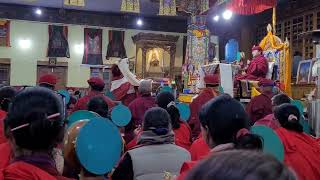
left=35, top=8, right=42, bottom=15
left=74, top=43, right=84, bottom=54
left=223, top=10, right=233, bottom=20
left=213, top=15, right=220, bottom=22
left=137, top=19, right=143, bottom=26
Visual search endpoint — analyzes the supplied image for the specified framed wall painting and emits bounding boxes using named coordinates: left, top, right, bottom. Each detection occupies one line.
left=296, top=60, right=313, bottom=84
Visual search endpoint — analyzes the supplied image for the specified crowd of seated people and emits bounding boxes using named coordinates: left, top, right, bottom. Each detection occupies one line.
left=0, top=73, right=319, bottom=180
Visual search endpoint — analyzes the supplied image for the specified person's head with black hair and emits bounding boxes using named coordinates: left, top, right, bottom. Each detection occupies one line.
left=4, top=87, right=65, bottom=153
left=186, top=150, right=296, bottom=180
left=199, top=94, right=262, bottom=150
left=272, top=93, right=291, bottom=108
left=87, top=96, right=109, bottom=118
left=0, top=86, right=17, bottom=112
left=274, top=103, right=302, bottom=133
left=142, top=107, right=172, bottom=136
left=111, top=64, right=122, bottom=78
left=156, top=91, right=182, bottom=129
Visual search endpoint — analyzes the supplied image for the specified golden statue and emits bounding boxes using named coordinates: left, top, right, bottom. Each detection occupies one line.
left=148, top=51, right=162, bottom=73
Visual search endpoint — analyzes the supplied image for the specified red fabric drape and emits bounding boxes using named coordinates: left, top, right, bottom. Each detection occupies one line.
left=227, top=0, right=276, bottom=15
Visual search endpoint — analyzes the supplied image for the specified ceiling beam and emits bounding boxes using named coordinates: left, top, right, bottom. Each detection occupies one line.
left=0, top=3, right=188, bottom=33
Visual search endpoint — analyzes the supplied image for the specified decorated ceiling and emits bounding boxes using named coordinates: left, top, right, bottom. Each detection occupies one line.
left=0, top=0, right=219, bottom=15
left=0, top=0, right=288, bottom=16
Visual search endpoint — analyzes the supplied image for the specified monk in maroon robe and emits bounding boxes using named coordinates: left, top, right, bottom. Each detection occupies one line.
left=110, top=64, right=136, bottom=106
left=188, top=74, right=219, bottom=139
left=126, top=80, right=156, bottom=142
left=73, top=77, right=115, bottom=112
left=246, top=79, right=274, bottom=124
left=236, top=46, right=268, bottom=81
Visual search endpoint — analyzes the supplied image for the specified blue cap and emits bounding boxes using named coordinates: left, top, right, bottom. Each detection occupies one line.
left=111, top=104, right=132, bottom=127
left=176, top=103, right=191, bottom=122
left=251, top=125, right=284, bottom=161
left=68, top=110, right=99, bottom=128
left=76, top=117, right=122, bottom=175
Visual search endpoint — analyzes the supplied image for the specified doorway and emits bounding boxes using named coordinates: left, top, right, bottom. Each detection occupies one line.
left=37, top=61, right=68, bottom=90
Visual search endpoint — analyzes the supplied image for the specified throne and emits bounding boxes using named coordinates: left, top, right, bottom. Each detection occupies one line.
left=238, top=24, right=289, bottom=101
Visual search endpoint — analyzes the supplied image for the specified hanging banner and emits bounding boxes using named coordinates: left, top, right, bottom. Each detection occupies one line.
left=200, top=0, right=209, bottom=14
left=82, top=28, right=103, bottom=65
left=121, top=0, right=140, bottom=13
left=64, top=0, right=85, bottom=6
left=183, top=16, right=209, bottom=90
left=0, top=20, right=10, bottom=47
left=106, top=30, right=127, bottom=59
left=159, top=0, right=176, bottom=16
left=185, top=16, right=209, bottom=65
left=47, top=25, right=70, bottom=58
left=227, top=0, right=276, bottom=15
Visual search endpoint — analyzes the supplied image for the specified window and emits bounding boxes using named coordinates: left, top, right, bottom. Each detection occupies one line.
left=0, top=59, right=10, bottom=86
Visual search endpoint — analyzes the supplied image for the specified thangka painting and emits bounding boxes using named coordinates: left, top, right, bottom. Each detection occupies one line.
left=183, top=16, right=209, bottom=89
left=121, top=0, right=140, bottom=13
left=0, top=20, right=10, bottom=47
left=185, top=16, right=209, bottom=66
left=106, top=30, right=127, bottom=59
left=82, top=28, right=103, bottom=65
left=159, top=0, right=176, bottom=16
left=296, top=60, right=313, bottom=84
left=47, top=25, right=70, bottom=58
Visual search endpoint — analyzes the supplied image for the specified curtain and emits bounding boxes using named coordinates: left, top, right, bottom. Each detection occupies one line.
left=82, top=28, right=103, bottom=65
left=121, top=0, right=140, bottom=13
left=106, top=30, right=127, bottom=59
left=47, top=25, right=70, bottom=58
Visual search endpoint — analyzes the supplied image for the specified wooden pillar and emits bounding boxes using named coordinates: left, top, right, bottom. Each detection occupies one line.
left=169, top=46, right=176, bottom=79
left=135, top=45, right=139, bottom=74
left=142, top=48, right=147, bottom=78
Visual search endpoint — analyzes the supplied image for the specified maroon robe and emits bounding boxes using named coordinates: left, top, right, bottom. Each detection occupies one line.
left=276, top=128, right=320, bottom=180
left=0, top=110, right=8, bottom=144
left=189, top=135, right=210, bottom=161
left=254, top=114, right=281, bottom=130
left=72, top=91, right=115, bottom=112
left=128, top=95, right=156, bottom=127
left=0, top=160, right=73, bottom=180
left=174, top=123, right=192, bottom=150
left=111, top=81, right=136, bottom=106
left=111, top=76, right=136, bottom=106
left=246, top=91, right=273, bottom=123
left=125, top=95, right=156, bottom=142
left=236, top=54, right=268, bottom=81
left=189, top=88, right=218, bottom=139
